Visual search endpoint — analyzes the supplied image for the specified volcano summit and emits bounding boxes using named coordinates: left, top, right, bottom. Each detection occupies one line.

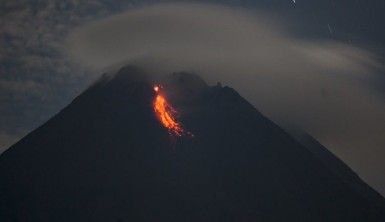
left=0, top=66, right=384, bottom=221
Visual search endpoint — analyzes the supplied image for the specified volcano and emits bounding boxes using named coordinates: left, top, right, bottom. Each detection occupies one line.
left=0, top=66, right=384, bottom=221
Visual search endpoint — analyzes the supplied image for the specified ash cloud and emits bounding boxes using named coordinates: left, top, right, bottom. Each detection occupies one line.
left=66, top=3, right=385, bottom=195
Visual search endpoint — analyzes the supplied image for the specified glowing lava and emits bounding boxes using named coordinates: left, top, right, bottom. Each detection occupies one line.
left=153, top=85, right=187, bottom=136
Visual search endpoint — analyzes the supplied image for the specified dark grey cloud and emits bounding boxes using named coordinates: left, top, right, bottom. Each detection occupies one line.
left=0, top=0, right=142, bottom=152
left=66, top=3, right=385, bottom=195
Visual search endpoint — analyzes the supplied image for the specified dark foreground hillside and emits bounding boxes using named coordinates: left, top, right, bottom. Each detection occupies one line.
left=1, top=66, right=384, bottom=221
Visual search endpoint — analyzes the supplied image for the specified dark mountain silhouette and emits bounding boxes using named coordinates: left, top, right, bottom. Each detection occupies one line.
left=1, top=65, right=384, bottom=222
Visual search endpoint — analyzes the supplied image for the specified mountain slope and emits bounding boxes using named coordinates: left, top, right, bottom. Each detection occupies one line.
left=291, top=131, right=385, bottom=212
left=0, top=66, right=384, bottom=222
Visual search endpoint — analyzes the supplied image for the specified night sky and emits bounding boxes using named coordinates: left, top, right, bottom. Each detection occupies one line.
left=1, top=0, right=384, bottom=194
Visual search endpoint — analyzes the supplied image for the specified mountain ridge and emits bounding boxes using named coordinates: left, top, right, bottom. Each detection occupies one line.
left=1, top=65, right=384, bottom=221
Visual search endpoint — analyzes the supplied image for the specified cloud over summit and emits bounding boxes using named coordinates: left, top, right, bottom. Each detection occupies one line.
left=67, top=3, right=385, bottom=195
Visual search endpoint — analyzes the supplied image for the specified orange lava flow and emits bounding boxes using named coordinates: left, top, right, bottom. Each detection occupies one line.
left=153, top=86, right=185, bottom=136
